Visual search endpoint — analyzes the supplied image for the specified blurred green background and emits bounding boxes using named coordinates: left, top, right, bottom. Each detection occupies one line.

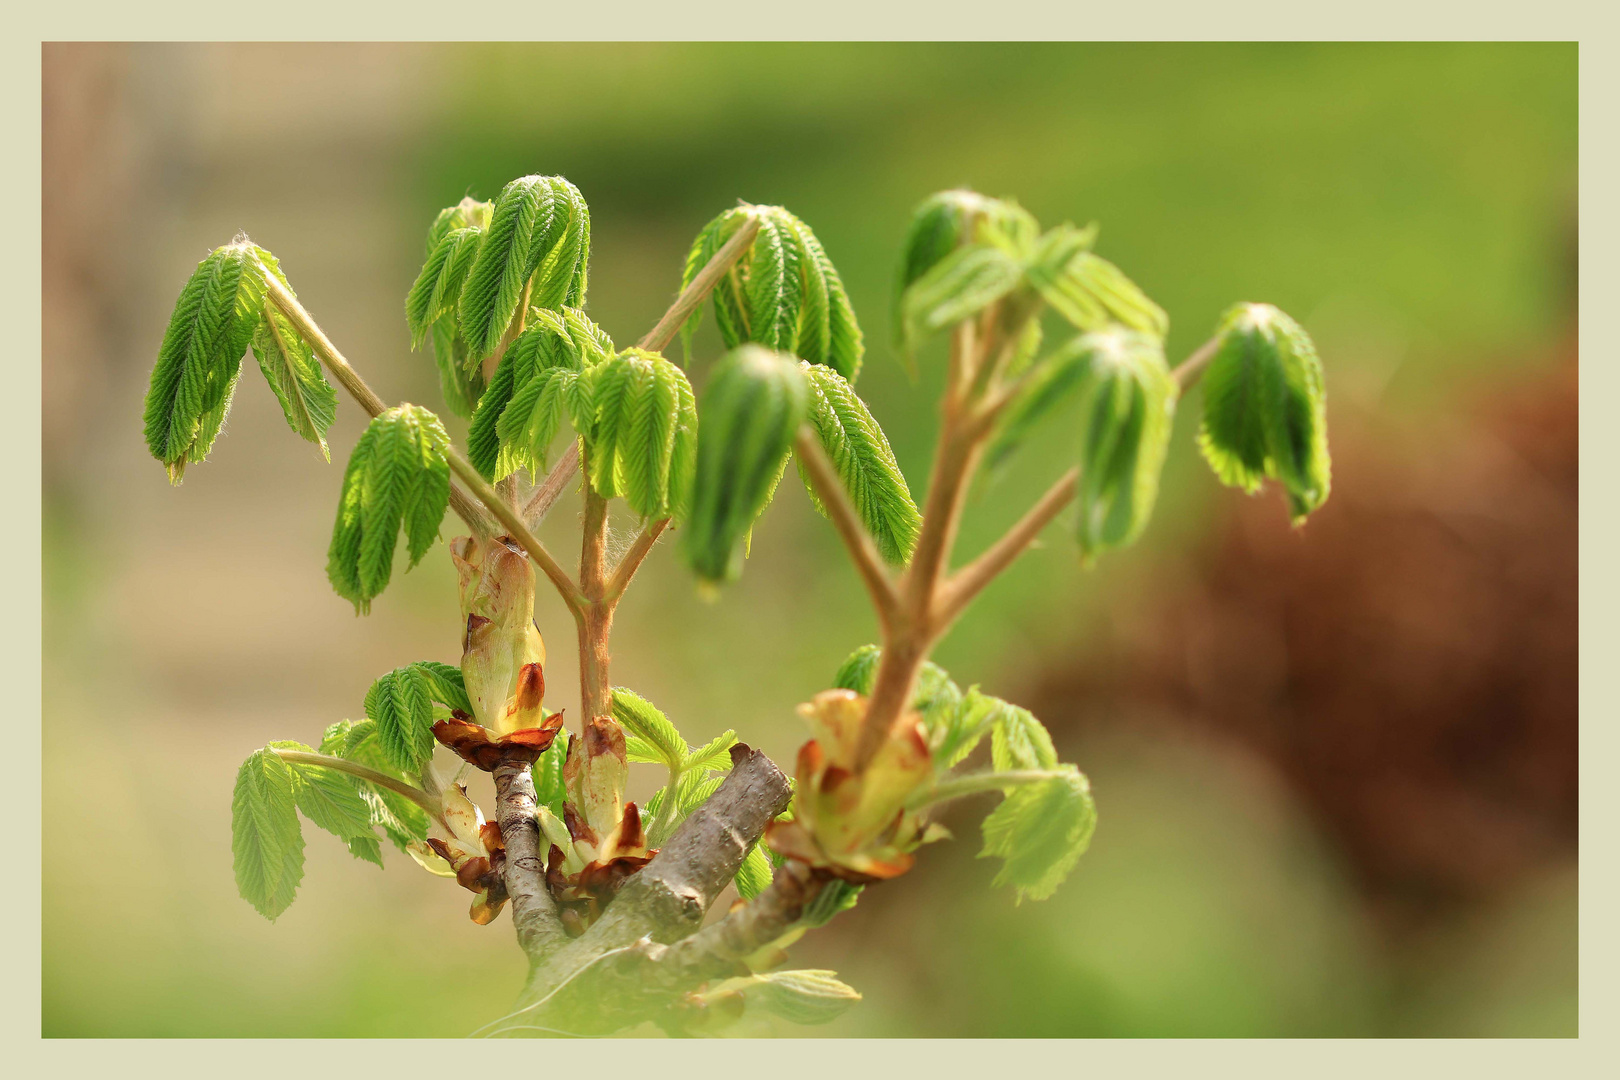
left=42, top=42, right=1577, bottom=1037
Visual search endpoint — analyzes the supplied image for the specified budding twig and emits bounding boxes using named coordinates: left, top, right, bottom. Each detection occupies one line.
left=259, top=269, right=583, bottom=612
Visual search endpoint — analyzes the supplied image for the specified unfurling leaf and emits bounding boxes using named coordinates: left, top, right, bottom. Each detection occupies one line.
left=900, top=243, right=1024, bottom=352
left=681, top=205, right=863, bottom=380
left=1197, top=302, right=1331, bottom=523
left=1068, top=329, right=1178, bottom=560
left=531, top=728, right=570, bottom=819
left=580, top=348, right=698, bottom=520
left=990, top=700, right=1059, bottom=772
left=231, top=748, right=305, bottom=920
left=796, top=363, right=920, bottom=564
left=1026, top=228, right=1167, bottom=340
left=249, top=248, right=337, bottom=458
left=682, top=346, right=809, bottom=584
left=471, top=307, right=608, bottom=481
left=831, top=644, right=961, bottom=747
left=322, top=719, right=430, bottom=851
left=364, top=665, right=438, bottom=775
left=326, top=404, right=451, bottom=612
left=894, top=189, right=1040, bottom=354
left=744, top=969, right=862, bottom=1025
left=734, top=842, right=773, bottom=901
left=270, top=741, right=384, bottom=868
left=458, top=175, right=590, bottom=363
left=610, top=687, right=687, bottom=774
left=144, top=242, right=267, bottom=482
left=979, top=767, right=1096, bottom=903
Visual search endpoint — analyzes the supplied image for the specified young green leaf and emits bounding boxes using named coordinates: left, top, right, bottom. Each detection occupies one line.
left=800, top=878, right=862, bottom=928
left=979, top=767, right=1096, bottom=902
left=1197, top=302, right=1332, bottom=523
left=428, top=316, right=485, bottom=419
left=683, top=346, right=809, bottom=584
left=1070, top=329, right=1178, bottom=560
left=423, top=195, right=493, bottom=258
left=743, top=970, right=862, bottom=1025
left=985, top=332, right=1096, bottom=472
left=900, top=243, right=1025, bottom=352
left=796, top=363, right=920, bottom=564
left=682, top=730, right=739, bottom=776
left=326, top=404, right=451, bottom=612
left=680, top=206, right=863, bottom=380
left=990, top=701, right=1059, bottom=772
left=531, top=728, right=570, bottom=820
left=831, top=644, right=960, bottom=746
left=894, top=189, right=1040, bottom=349
left=406, top=225, right=485, bottom=348
left=735, top=842, right=774, bottom=900
left=458, top=175, right=590, bottom=363
left=271, top=741, right=384, bottom=868
left=471, top=308, right=601, bottom=480
left=610, top=687, right=687, bottom=773
left=320, top=719, right=430, bottom=851
left=231, top=748, right=306, bottom=920
left=364, top=665, right=437, bottom=775
left=936, top=688, right=1010, bottom=770
left=832, top=644, right=883, bottom=695
left=412, top=660, right=472, bottom=717
left=581, top=349, right=698, bottom=520
left=1031, top=245, right=1169, bottom=341
left=144, top=242, right=268, bottom=482
left=248, top=248, right=338, bottom=459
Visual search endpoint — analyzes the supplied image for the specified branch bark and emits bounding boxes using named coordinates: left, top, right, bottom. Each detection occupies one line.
left=508, top=745, right=791, bottom=1019
left=934, top=465, right=1080, bottom=629
left=493, top=760, right=569, bottom=964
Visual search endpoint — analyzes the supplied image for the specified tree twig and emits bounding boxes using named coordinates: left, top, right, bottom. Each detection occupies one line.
left=511, top=745, right=791, bottom=1014
left=1172, top=335, right=1221, bottom=390
left=493, top=759, right=569, bottom=965
left=934, top=466, right=1080, bottom=629
left=604, top=517, right=671, bottom=604
left=793, top=427, right=899, bottom=628
left=259, top=269, right=494, bottom=538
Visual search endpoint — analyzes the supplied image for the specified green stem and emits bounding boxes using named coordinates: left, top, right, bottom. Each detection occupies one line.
left=271, top=748, right=443, bottom=819
left=905, top=769, right=1063, bottom=812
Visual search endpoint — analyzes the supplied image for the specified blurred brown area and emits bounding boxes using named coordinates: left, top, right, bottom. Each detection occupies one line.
left=1026, top=328, right=1578, bottom=937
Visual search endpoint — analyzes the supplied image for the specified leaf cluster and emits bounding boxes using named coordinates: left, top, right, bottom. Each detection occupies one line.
left=326, top=405, right=452, bottom=613
left=681, top=205, right=863, bottom=380
left=144, top=241, right=337, bottom=481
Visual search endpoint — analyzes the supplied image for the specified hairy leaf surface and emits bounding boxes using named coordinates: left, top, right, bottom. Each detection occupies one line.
left=458, top=175, right=590, bottom=363
left=144, top=243, right=268, bottom=481
left=232, top=749, right=305, bottom=920
left=326, top=405, right=451, bottom=611
left=1198, top=303, right=1331, bottom=522
left=979, top=767, right=1096, bottom=902
left=796, top=363, right=920, bottom=564
left=683, top=346, right=809, bottom=584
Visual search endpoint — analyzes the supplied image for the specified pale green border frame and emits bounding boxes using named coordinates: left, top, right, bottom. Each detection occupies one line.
left=7, top=3, right=1610, bottom=1073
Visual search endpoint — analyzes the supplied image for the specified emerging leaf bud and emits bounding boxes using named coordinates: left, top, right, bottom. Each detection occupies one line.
left=422, top=782, right=509, bottom=924
left=767, top=689, right=934, bottom=882
left=433, top=535, right=563, bottom=770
